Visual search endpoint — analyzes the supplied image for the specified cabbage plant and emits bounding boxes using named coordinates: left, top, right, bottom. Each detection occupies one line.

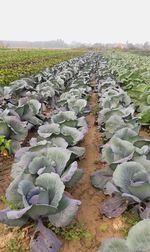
left=103, top=115, right=140, bottom=139
left=101, top=137, right=135, bottom=168
left=51, top=111, right=78, bottom=127
left=0, top=112, right=27, bottom=140
left=101, top=135, right=150, bottom=169
left=7, top=78, right=35, bottom=97
left=1, top=173, right=81, bottom=227
left=36, top=81, right=55, bottom=100
left=58, top=88, right=87, bottom=106
left=38, top=123, right=85, bottom=146
left=9, top=146, right=84, bottom=189
left=14, top=98, right=43, bottom=127
left=92, top=161, right=150, bottom=218
left=98, top=106, right=135, bottom=126
left=67, top=97, right=87, bottom=115
left=0, top=173, right=81, bottom=251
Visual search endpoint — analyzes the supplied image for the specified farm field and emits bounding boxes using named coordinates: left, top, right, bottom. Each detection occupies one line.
left=0, top=48, right=89, bottom=85
left=1, top=49, right=150, bottom=252
left=131, top=49, right=150, bottom=57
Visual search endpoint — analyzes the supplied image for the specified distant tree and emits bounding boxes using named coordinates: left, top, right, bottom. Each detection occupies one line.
left=0, top=41, right=7, bottom=48
left=127, top=43, right=135, bottom=49
left=92, top=43, right=105, bottom=49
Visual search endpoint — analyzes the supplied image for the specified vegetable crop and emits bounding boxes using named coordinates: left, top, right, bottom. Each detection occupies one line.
left=0, top=51, right=101, bottom=251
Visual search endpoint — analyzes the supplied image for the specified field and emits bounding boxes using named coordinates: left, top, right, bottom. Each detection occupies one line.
left=131, top=49, right=150, bottom=57
left=0, top=49, right=150, bottom=252
left=0, top=48, right=88, bottom=85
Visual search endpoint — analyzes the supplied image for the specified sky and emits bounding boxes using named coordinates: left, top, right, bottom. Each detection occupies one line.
left=0, top=0, right=150, bottom=44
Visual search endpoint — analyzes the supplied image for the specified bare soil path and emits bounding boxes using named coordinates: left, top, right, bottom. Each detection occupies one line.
left=60, top=91, right=125, bottom=252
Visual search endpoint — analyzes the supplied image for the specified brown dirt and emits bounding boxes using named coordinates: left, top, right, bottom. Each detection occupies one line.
left=0, top=156, right=13, bottom=196
left=22, top=128, right=37, bottom=147
left=0, top=223, right=32, bottom=252
left=60, top=92, right=126, bottom=252
left=139, top=127, right=150, bottom=140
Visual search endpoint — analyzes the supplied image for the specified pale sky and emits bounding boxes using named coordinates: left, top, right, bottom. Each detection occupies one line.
left=0, top=0, right=150, bottom=44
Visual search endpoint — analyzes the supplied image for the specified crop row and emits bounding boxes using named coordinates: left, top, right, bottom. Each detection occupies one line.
left=0, top=52, right=102, bottom=251
left=104, top=50, right=150, bottom=125
left=91, top=55, right=150, bottom=251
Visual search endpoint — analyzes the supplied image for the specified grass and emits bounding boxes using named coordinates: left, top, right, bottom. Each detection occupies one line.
left=0, top=48, right=88, bottom=85
left=92, top=104, right=100, bottom=116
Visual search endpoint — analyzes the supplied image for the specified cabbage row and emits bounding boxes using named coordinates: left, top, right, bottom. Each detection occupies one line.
left=91, top=57, right=150, bottom=251
left=0, top=52, right=102, bottom=251
left=0, top=54, right=93, bottom=153
left=104, top=51, right=150, bottom=125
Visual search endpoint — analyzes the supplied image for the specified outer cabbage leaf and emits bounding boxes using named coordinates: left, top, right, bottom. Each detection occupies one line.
left=102, top=137, right=134, bottom=165
left=48, top=195, right=81, bottom=227
left=91, top=168, right=113, bottom=190
left=60, top=125, right=84, bottom=146
left=97, top=238, right=128, bottom=252
left=38, top=123, right=60, bottom=138
left=51, top=111, right=77, bottom=127
left=30, top=219, right=62, bottom=252
left=126, top=219, right=150, bottom=251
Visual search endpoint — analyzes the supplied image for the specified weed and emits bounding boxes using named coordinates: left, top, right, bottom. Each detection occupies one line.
left=0, top=195, right=20, bottom=210
left=120, top=211, right=140, bottom=237
left=99, top=223, right=108, bottom=232
left=92, top=104, right=99, bottom=116
left=6, top=233, right=21, bottom=252
left=121, top=227, right=129, bottom=237
left=83, top=231, right=93, bottom=241
left=0, top=136, right=11, bottom=155
left=0, top=195, right=8, bottom=205
left=48, top=221, right=92, bottom=241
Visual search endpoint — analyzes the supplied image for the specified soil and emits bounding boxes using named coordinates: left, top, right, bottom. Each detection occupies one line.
left=60, top=92, right=126, bottom=252
left=0, top=156, right=13, bottom=196
left=139, top=127, right=150, bottom=140
left=22, top=128, right=37, bottom=147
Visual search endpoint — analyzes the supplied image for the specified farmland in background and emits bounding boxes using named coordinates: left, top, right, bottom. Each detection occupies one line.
left=131, top=49, right=150, bottom=57
left=0, top=48, right=89, bottom=85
